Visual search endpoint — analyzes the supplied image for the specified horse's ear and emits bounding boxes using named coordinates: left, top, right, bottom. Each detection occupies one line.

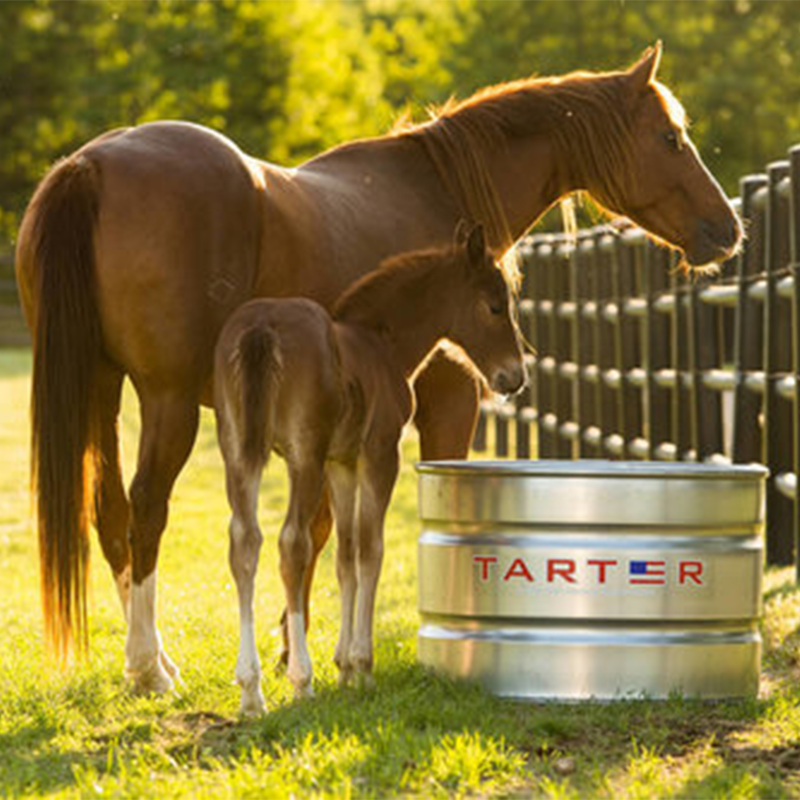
left=627, top=41, right=662, bottom=93
left=466, top=223, right=486, bottom=268
left=453, top=218, right=472, bottom=248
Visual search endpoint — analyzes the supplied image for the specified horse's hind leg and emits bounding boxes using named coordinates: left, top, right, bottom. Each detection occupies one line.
left=224, top=461, right=266, bottom=716
left=280, top=458, right=325, bottom=698
left=125, top=389, right=199, bottom=694
left=94, top=362, right=132, bottom=614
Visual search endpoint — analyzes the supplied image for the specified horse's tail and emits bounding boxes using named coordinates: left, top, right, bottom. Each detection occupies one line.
left=233, top=326, right=282, bottom=471
left=23, top=154, right=103, bottom=662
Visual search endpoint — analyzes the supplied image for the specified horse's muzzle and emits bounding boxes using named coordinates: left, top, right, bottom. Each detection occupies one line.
left=688, top=214, right=743, bottom=266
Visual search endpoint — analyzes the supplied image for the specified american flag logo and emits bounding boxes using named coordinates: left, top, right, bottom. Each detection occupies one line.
left=629, top=560, right=666, bottom=585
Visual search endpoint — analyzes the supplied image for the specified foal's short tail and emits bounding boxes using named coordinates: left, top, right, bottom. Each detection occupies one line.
left=20, top=155, right=103, bottom=661
left=234, top=326, right=283, bottom=470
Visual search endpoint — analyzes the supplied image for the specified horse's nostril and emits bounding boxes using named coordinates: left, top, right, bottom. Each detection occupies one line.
left=702, top=215, right=741, bottom=249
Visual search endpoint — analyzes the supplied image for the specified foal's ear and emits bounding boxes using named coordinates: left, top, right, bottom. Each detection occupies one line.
left=627, top=41, right=662, bottom=93
left=465, top=224, right=486, bottom=268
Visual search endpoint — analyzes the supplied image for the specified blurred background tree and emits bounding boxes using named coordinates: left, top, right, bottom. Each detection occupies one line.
left=2, top=0, right=800, bottom=254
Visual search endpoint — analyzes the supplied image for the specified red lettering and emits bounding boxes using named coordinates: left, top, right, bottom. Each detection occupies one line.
left=587, top=559, right=618, bottom=584
left=679, top=561, right=704, bottom=586
left=503, top=558, right=534, bottom=582
left=547, top=559, right=576, bottom=583
left=473, top=555, right=498, bottom=582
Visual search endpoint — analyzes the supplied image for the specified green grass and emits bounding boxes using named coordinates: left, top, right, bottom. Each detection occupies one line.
left=1, top=347, right=800, bottom=799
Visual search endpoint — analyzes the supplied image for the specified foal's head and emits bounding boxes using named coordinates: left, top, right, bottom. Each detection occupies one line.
left=449, top=224, right=525, bottom=395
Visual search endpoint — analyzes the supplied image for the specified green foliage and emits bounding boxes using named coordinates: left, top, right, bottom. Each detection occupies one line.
left=3, top=0, right=800, bottom=248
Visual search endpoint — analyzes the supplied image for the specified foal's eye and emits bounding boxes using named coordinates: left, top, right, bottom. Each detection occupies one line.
left=489, top=302, right=505, bottom=316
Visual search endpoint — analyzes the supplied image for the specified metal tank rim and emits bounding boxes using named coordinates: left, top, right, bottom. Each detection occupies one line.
left=416, top=459, right=769, bottom=481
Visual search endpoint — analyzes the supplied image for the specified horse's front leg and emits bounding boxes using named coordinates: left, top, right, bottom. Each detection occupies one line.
left=280, top=459, right=326, bottom=698
left=223, top=461, right=266, bottom=716
left=126, top=390, right=199, bottom=694
left=349, top=445, right=400, bottom=684
left=413, top=349, right=482, bottom=460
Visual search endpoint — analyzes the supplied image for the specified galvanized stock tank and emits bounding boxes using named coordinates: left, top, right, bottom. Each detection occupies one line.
left=417, top=460, right=766, bottom=700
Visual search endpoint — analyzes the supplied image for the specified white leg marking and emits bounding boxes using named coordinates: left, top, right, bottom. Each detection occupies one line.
left=286, top=611, right=313, bottom=698
left=236, top=617, right=265, bottom=715
left=125, top=572, right=173, bottom=694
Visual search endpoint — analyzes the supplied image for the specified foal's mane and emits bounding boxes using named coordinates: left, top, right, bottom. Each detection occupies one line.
left=394, top=69, right=684, bottom=245
left=333, top=246, right=464, bottom=329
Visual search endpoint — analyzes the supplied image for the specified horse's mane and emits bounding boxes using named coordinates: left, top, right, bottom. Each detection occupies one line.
left=333, top=246, right=462, bottom=329
left=393, top=69, right=685, bottom=245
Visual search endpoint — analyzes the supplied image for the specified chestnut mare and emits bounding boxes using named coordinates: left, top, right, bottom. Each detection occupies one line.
left=16, top=44, right=741, bottom=691
left=215, top=224, right=523, bottom=713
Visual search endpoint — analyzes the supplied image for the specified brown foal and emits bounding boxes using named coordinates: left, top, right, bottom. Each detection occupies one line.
left=213, top=224, right=524, bottom=713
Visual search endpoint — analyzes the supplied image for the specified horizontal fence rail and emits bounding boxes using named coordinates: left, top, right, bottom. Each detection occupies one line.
left=476, top=143, right=800, bottom=578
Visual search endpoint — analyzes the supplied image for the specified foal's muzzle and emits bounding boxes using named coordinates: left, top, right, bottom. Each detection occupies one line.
left=492, top=363, right=526, bottom=396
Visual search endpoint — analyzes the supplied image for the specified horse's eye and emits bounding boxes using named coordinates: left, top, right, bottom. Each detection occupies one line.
left=489, top=302, right=504, bottom=316
left=664, top=130, right=682, bottom=151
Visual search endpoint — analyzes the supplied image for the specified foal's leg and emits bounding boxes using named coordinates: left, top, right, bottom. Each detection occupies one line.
left=413, top=350, right=481, bottom=459
left=278, top=489, right=333, bottom=670
left=280, top=459, right=326, bottom=698
left=350, top=446, right=400, bottom=682
left=125, top=390, right=199, bottom=694
left=327, top=462, right=358, bottom=686
left=224, top=462, right=266, bottom=715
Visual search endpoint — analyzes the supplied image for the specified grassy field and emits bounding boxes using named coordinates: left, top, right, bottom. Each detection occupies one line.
left=1, top=347, right=800, bottom=799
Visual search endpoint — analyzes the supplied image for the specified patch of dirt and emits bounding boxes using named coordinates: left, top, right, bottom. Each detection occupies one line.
left=160, top=711, right=235, bottom=737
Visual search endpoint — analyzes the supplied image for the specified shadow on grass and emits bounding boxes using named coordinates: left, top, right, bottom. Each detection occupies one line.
left=3, top=628, right=800, bottom=797
left=185, top=659, right=782, bottom=797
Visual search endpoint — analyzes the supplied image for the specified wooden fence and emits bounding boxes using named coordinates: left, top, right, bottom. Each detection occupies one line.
left=476, top=143, right=800, bottom=577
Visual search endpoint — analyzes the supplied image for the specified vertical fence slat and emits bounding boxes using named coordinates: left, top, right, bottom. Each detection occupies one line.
left=764, top=160, right=794, bottom=566
left=789, top=145, right=800, bottom=582
left=645, top=244, right=673, bottom=459
left=733, top=175, right=768, bottom=465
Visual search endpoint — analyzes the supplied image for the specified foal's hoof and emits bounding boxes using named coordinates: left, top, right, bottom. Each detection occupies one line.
left=337, top=667, right=353, bottom=688
left=239, top=694, right=267, bottom=718
left=353, top=671, right=376, bottom=691
left=274, top=649, right=289, bottom=675
left=237, top=674, right=266, bottom=717
left=160, top=651, right=183, bottom=686
left=292, top=680, right=315, bottom=700
left=129, top=659, right=174, bottom=696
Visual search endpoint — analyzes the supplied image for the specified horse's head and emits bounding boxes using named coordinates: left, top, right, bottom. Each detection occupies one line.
left=450, top=223, right=526, bottom=395
left=602, top=43, right=742, bottom=267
